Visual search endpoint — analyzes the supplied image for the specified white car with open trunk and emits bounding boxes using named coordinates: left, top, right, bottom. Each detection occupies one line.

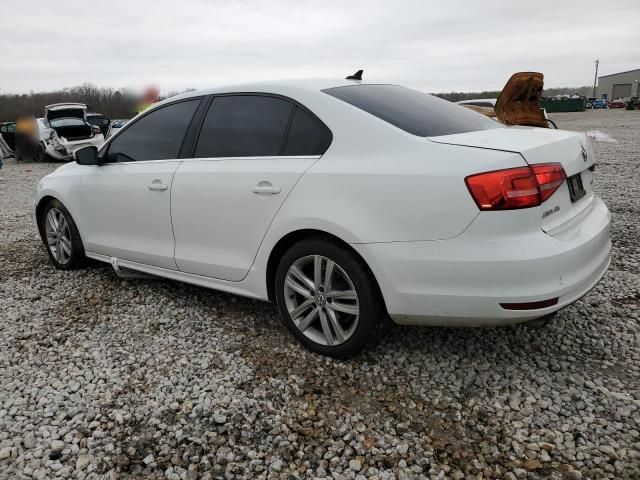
left=33, top=77, right=611, bottom=357
left=39, top=103, right=105, bottom=161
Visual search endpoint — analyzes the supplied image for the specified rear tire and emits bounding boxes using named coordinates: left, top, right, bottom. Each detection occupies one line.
left=39, top=199, right=86, bottom=270
left=274, top=237, right=387, bottom=358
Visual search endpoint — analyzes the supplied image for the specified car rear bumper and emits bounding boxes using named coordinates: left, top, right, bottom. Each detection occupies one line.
left=353, top=196, right=611, bottom=326
left=45, top=145, right=72, bottom=161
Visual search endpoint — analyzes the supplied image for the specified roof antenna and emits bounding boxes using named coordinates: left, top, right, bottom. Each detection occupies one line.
left=346, top=69, right=363, bottom=80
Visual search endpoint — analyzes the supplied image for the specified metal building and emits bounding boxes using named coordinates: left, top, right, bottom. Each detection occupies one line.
left=597, top=68, right=640, bottom=100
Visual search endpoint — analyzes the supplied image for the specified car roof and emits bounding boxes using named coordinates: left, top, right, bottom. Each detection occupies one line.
left=45, top=103, right=88, bottom=110
left=160, top=78, right=372, bottom=104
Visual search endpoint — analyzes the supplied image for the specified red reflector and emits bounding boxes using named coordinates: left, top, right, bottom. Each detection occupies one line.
left=465, top=163, right=565, bottom=210
left=500, top=298, right=559, bottom=310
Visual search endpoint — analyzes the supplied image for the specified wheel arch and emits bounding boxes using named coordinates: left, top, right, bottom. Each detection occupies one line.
left=35, top=195, right=58, bottom=241
left=35, top=195, right=85, bottom=252
left=265, top=228, right=387, bottom=314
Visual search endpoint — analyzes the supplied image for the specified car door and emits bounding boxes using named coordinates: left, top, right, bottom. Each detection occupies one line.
left=80, top=98, right=202, bottom=269
left=1, top=123, right=16, bottom=151
left=171, top=94, right=332, bottom=281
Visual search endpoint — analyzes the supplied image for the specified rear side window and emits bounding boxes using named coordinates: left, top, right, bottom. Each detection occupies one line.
left=323, top=84, right=501, bottom=137
left=283, top=107, right=332, bottom=155
left=195, top=95, right=293, bottom=158
left=106, top=99, right=200, bottom=162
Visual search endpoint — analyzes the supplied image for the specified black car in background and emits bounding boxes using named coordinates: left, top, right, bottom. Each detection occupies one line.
left=627, top=97, right=640, bottom=110
left=0, top=122, right=17, bottom=151
left=85, top=112, right=110, bottom=136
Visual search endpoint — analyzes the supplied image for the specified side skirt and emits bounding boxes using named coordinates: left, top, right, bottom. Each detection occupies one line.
left=86, top=252, right=267, bottom=302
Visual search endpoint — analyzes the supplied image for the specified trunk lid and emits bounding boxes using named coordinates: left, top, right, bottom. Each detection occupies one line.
left=495, top=72, right=549, bottom=128
left=45, top=104, right=87, bottom=123
left=429, top=127, right=596, bottom=235
left=46, top=108, right=86, bottom=122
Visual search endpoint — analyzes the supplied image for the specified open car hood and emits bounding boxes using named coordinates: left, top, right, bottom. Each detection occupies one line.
left=494, top=72, right=548, bottom=128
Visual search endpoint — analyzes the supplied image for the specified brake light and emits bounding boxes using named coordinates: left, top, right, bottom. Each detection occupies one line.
left=533, top=163, right=566, bottom=202
left=465, top=163, right=565, bottom=210
left=91, top=126, right=101, bottom=136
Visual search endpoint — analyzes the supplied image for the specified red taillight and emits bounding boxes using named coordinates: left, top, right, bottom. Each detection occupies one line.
left=92, top=126, right=101, bottom=136
left=465, top=163, right=566, bottom=210
left=532, top=163, right=566, bottom=202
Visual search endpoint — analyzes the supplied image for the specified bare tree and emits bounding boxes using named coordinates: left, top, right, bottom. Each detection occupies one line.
left=0, top=84, right=197, bottom=122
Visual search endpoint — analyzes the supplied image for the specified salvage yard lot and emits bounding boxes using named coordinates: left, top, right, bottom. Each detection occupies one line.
left=0, top=110, right=639, bottom=479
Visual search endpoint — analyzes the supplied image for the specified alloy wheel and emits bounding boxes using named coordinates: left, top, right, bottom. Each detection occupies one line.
left=45, top=208, right=72, bottom=264
left=283, top=255, right=359, bottom=346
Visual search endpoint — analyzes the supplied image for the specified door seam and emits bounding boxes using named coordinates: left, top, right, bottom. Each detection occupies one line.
left=169, top=160, right=184, bottom=270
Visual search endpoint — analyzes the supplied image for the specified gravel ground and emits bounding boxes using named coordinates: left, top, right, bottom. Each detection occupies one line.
left=0, top=110, right=639, bottom=480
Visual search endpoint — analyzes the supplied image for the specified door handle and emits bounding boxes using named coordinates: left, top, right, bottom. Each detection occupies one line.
left=252, top=182, right=281, bottom=195
left=147, top=181, right=168, bottom=191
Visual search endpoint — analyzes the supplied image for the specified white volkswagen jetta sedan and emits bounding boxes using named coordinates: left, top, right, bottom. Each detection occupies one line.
left=33, top=79, right=611, bottom=357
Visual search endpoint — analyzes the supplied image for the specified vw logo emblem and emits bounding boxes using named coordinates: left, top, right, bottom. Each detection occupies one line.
left=580, top=143, right=588, bottom=162
left=314, top=292, right=326, bottom=306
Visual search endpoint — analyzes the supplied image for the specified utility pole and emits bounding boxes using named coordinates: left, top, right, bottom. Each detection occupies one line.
left=593, top=59, right=599, bottom=98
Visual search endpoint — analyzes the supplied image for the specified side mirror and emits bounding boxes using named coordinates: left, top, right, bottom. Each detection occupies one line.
left=74, top=146, right=99, bottom=165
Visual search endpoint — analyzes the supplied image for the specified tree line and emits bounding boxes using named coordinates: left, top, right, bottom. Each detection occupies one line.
left=435, top=86, right=593, bottom=102
left=0, top=82, right=593, bottom=122
left=0, top=84, right=193, bottom=122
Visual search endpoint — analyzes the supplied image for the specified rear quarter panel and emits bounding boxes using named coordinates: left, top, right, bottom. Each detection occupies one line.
left=264, top=133, right=529, bottom=245
left=249, top=87, right=529, bottom=245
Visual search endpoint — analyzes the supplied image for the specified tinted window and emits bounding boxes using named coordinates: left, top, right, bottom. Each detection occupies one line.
left=106, top=99, right=200, bottom=162
left=283, top=107, right=331, bottom=155
left=323, top=84, right=501, bottom=137
left=195, top=95, right=292, bottom=158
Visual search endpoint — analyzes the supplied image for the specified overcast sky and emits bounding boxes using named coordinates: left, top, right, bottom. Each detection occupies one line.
left=2, top=0, right=639, bottom=94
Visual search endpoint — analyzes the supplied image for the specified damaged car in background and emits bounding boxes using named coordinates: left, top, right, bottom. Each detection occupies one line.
left=458, top=72, right=555, bottom=129
left=38, top=103, right=105, bottom=161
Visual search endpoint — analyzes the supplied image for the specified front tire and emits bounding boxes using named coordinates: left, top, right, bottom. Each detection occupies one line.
left=275, top=237, right=386, bottom=358
left=39, top=199, right=86, bottom=270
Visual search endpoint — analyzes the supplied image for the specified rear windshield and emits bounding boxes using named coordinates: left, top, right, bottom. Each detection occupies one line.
left=50, top=118, right=86, bottom=128
left=323, top=84, right=501, bottom=137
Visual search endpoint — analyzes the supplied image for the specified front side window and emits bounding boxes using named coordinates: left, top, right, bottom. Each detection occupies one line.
left=194, top=95, right=293, bottom=158
left=323, top=84, right=502, bottom=137
left=106, top=99, right=200, bottom=162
